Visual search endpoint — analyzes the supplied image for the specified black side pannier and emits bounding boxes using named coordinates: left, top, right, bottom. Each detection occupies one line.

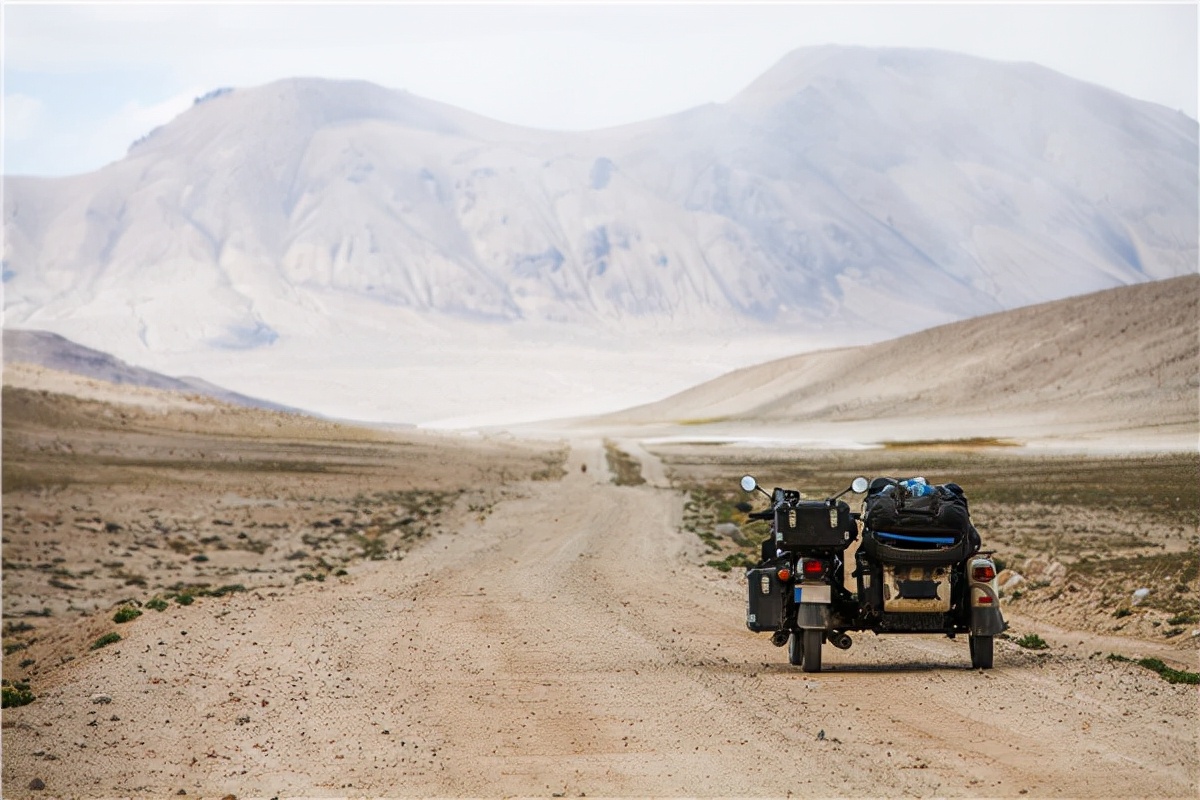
left=746, top=564, right=786, bottom=632
left=775, top=500, right=857, bottom=549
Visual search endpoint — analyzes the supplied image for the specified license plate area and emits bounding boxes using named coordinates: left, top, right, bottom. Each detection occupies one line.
left=794, top=583, right=832, bottom=604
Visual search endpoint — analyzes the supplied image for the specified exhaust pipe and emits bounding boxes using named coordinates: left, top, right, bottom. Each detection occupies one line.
left=771, top=630, right=790, bottom=647
left=829, top=632, right=853, bottom=650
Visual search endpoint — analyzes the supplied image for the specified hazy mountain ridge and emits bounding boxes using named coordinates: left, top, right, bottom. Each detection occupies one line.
left=4, top=46, right=1196, bottom=357
left=597, top=274, right=1200, bottom=442
left=2, top=329, right=295, bottom=412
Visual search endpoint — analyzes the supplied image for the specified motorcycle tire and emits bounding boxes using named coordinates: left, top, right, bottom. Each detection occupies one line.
left=970, top=634, right=994, bottom=669
left=860, top=529, right=973, bottom=567
left=801, top=629, right=823, bottom=673
left=788, top=632, right=803, bottom=666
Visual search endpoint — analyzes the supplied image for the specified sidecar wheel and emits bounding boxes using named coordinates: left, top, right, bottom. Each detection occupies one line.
left=970, top=634, right=993, bottom=669
left=788, top=632, right=803, bottom=666
left=801, top=629, right=823, bottom=673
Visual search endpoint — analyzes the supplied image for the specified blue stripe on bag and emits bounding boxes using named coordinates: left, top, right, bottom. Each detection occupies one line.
left=877, top=531, right=957, bottom=545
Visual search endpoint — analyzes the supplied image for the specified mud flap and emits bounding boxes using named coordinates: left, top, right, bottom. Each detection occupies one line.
left=796, top=602, right=829, bottom=630
left=970, top=604, right=1006, bottom=636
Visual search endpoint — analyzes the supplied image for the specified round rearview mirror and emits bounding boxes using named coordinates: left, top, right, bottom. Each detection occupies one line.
left=851, top=476, right=870, bottom=494
left=740, top=475, right=757, bottom=493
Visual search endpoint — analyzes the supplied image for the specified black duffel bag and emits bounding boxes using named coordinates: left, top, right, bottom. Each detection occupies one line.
left=861, top=477, right=980, bottom=566
left=863, top=478, right=972, bottom=536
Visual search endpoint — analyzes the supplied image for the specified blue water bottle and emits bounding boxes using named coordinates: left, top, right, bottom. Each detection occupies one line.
left=902, top=477, right=932, bottom=497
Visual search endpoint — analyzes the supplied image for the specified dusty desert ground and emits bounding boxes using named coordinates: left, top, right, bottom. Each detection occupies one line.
left=2, top=365, right=1198, bottom=798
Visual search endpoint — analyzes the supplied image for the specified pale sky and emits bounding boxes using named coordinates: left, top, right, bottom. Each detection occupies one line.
left=3, top=2, right=1197, bottom=177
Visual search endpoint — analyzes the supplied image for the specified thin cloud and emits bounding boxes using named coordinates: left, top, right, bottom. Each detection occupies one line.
left=3, top=3, right=1195, bottom=176
left=2, top=93, right=45, bottom=142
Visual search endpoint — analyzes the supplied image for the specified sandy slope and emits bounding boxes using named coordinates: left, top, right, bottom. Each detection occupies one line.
left=584, top=275, right=1199, bottom=450
left=3, top=440, right=1195, bottom=798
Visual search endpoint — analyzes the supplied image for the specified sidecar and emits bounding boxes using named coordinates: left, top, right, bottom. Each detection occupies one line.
left=853, top=478, right=1005, bottom=668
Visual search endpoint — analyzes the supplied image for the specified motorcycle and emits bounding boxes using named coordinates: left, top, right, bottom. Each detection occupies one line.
left=739, top=474, right=1005, bottom=672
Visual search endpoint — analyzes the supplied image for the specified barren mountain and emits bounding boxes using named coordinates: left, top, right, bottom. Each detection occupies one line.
left=591, top=274, right=1200, bottom=448
left=2, top=329, right=292, bottom=411
left=4, top=47, right=1195, bottom=350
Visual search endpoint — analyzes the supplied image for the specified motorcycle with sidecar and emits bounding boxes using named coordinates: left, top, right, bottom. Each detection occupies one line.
left=740, top=474, right=1005, bottom=672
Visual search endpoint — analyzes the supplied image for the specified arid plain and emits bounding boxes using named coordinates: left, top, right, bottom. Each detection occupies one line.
left=3, top=277, right=1198, bottom=798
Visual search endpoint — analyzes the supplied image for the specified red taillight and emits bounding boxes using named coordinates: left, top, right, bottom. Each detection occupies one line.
left=802, top=558, right=825, bottom=577
left=776, top=567, right=791, bottom=582
left=972, top=564, right=996, bottom=582
left=977, top=595, right=994, bottom=604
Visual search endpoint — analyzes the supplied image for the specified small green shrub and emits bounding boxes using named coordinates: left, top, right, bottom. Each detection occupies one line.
left=603, top=441, right=646, bottom=487
left=175, top=594, right=194, bottom=606
left=4, top=642, right=29, bottom=655
left=199, top=584, right=245, bottom=598
left=113, top=606, right=142, bottom=624
left=145, top=598, right=169, bottom=612
left=706, top=552, right=757, bottom=573
left=1167, top=611, right=1198, bottom=625
left=89, top=632, right=121, bottom=650
left=1108, top=653, right=1200, bottom=685
left=1113, top=608, right=1132, bottom=618
left=1015, top=633, right=1049, bottom=650
left=1137, top=657, right=1200, bottom=685
left=1, top=680, right=35, bottom=708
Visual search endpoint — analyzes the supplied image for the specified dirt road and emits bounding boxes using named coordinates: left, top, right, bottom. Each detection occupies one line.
left=3, top=441, right=1196, bottom=798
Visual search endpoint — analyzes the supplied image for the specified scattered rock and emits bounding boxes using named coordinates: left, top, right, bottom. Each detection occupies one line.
left=998, top=570, right=1025, bottom=591
left=29, top=778, right=45, bottom=791
left=1132, top=588, right=1151, bottom=605
left=90, top=693, right=112, bottom=705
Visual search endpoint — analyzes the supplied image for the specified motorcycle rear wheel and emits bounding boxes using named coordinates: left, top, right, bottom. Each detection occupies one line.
left=788, top=632, right=803, bottom=665
left=801, top=629, right=823, bottom=673
left=969, top=634, right=994, bottom=669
